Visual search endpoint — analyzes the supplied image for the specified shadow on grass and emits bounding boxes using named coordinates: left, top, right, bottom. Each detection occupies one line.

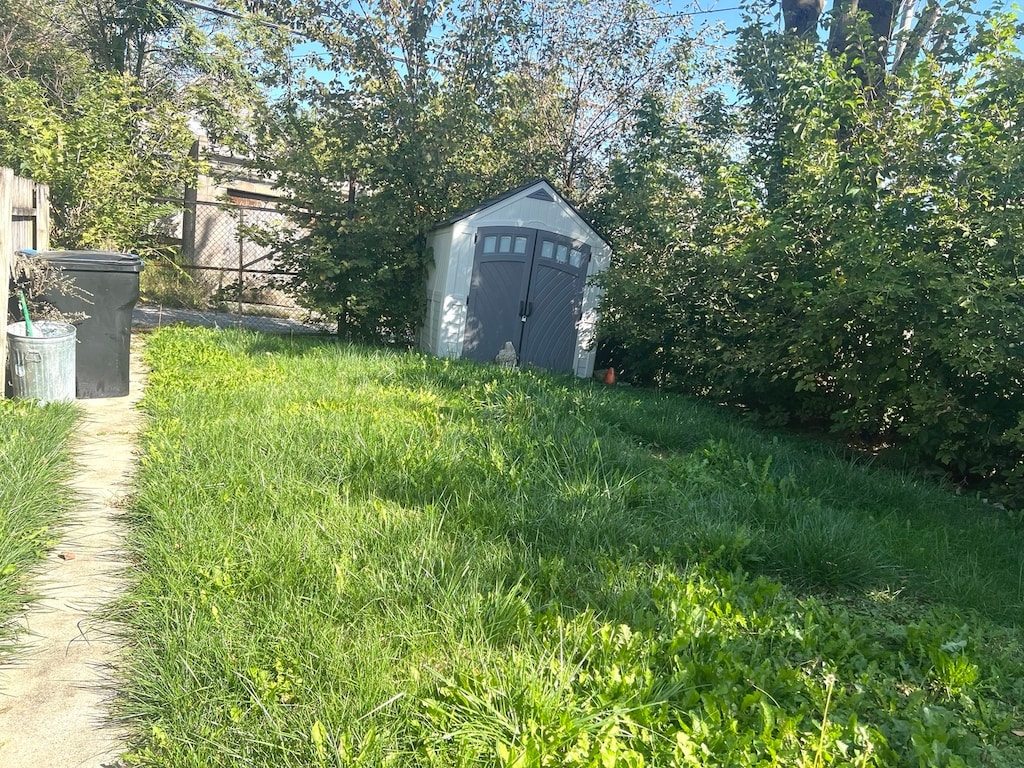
left=224, top=328, right=1024, bottom=627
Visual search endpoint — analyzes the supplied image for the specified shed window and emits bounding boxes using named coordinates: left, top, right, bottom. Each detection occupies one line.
left=541, top=241, right=554, bottom=259
left=483, top=236, right=497, bottom=254
left=570, top=249, right=583, bottom=267
left=555, top=244, right=569, bottom=263
left=500, top=235, right=512, bottom=252
left=514, top=236, right=528, bottom=254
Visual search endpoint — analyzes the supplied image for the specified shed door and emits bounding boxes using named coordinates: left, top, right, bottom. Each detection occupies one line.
left=463, top=227, right=590, bottom=372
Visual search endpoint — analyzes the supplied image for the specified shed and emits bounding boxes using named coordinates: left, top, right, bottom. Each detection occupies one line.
left=419, top=180, right=611, bottom=378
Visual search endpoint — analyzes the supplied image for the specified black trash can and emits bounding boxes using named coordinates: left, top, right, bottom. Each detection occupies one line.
left=35, top=250, right=144, bottom=398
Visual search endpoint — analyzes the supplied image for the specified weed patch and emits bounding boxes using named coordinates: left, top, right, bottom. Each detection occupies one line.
left=0, top=400, right=77, bottom=655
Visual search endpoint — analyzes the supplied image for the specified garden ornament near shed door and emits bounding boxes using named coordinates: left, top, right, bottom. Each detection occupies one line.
left=495, top=341, right=518, bottom=368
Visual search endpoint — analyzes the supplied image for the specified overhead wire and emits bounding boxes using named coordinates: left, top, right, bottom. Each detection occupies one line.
left=169, top=0, right=309, bottom=35
left=159, top=0, right=754, bottom=81
left=167, top=0, right=749, bottom=37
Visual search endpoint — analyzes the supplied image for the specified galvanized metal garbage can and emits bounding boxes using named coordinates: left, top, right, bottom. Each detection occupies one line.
left=6, top=320, right=76, bottom=404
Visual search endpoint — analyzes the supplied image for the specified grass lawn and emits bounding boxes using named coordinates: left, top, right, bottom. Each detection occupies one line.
left=0, top=399, right=77, bottom=656
left=117, top=326, right=1024, bottom=767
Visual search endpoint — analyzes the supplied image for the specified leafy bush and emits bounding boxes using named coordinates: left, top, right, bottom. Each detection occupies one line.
left=0, top=69, right=195, bottom=252
left=595, top=19, right=1024, bottom=503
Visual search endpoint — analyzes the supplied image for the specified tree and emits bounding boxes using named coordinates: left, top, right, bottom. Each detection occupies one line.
left=511, top=0, right=694, bottom=201
left=255, top=0, right=529, bottom=340
left=732, top=2, right=1024, bottom=494
left=0, top=0, right=87, bottom=93
left=72, top=0, right=180, bottom=78
left=595, top=1, right=1024, bottom=501
left=0, top=0, right=278, bottom=252
left=591, top=87, right=754, bottom=387
left=778, top=0, right=981, bottom=91
left=0, top=70, right=196, bottom=250
left=251, top=0, right=701, bottom=341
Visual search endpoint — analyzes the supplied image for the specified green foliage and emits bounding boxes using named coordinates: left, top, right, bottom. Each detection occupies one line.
left=0, top=69, right=194, bottom=252
left=118, top=328, right=1024, bottom=767
left=258, top=0, right=699, bottom=341
left=592, top=90, right=755, bottom=387
left=595, top=11, right=1024, bottom=502
left=82, top=0, right=180, bottom=77
left=0, top=0, right=280, bottom=254
left=263, top=0, right=527, bottom=341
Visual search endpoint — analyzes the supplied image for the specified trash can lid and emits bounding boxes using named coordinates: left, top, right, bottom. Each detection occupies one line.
left=36, top=250, right=144, bottom=273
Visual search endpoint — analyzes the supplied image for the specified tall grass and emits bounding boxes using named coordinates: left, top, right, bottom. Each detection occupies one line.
left=139, top=260, right=208, bottom=310
left=0, top=400, right=78, bottom=656
left=116, top=327, right=1024, bottom=767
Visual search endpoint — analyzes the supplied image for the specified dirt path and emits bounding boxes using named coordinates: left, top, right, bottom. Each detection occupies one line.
left=0, top=342, right=146, bottom=767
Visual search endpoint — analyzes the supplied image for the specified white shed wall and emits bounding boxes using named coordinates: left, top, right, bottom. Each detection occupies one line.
left=422, top=227, right=454, bottom=355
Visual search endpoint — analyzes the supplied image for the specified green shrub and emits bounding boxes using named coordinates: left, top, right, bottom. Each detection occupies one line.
left=595, top=25, right=1024, bottom=504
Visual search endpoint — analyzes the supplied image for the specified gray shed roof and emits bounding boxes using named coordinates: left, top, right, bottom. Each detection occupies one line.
left=432, top=179, right=612, bottom=248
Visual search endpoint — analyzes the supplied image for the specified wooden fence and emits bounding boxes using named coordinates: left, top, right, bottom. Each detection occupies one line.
left=1, top=167, right=51, bottom=398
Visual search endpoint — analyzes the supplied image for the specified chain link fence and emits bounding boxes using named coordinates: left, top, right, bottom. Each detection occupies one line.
left=142, top=199, right=331, bottom=334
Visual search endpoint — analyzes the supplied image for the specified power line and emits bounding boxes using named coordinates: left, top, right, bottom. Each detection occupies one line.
left=165, top=0, right=753, bottom=65
left=171, top=0, right=308, bottom=36
left=650, top=6, right=744, bottom=17
left=169, top=0, right=745, bottom=33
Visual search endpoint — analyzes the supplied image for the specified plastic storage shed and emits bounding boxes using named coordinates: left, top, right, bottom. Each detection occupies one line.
left=36, top=250, right=143, bottom=398
left=419, top=180, right=611, bottom=378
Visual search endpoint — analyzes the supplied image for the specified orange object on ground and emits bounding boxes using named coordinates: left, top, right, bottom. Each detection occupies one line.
left=604, top=367, right=616, bottom=385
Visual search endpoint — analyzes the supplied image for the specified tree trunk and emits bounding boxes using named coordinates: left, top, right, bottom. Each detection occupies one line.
left=781, top=0, right=825, bottom=37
